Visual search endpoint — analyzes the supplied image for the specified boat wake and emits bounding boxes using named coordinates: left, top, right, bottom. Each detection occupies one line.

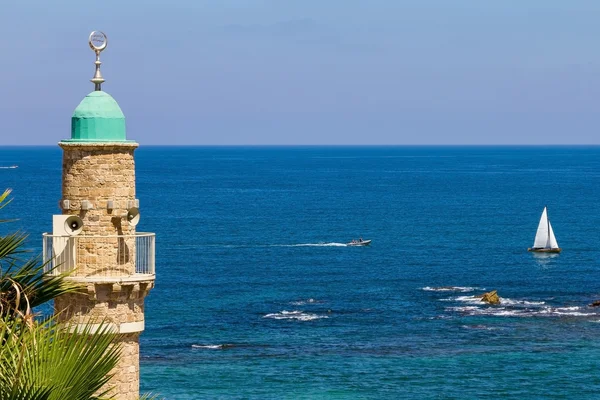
left=273, top=243, right=348, bottom=247
left=263, top=310, right=329, bottom=321
left=177, top=242, right=349, bottom=249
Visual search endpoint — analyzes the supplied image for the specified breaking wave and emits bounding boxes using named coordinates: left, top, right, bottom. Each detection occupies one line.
left=445, top=295, right=597, bottom=318
left=461, top=324, right=499, bottom=331
left=422, top=286, right=483, bottom=293
left=263, top=310, right=329, bottom=321
left=191, top=344, right=235, bottom=350
left=447, top=305, right=596, bottom=318
left=290, top=298, right=323, bottom=306
left=450, top=295, right=545, bottom=306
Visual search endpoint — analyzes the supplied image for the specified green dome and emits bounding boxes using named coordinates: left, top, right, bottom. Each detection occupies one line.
left=67, top=91, right=129, bottom=142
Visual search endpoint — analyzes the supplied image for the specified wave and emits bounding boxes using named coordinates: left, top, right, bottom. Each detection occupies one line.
left=446, top=303, right=598, bottom=318
left=440, top=289, right=598, bottom=318
left=537, top=307, right=591, bottom=316
left=454, top=295, right=487, bottom=304
left=422, top=286, right=483, bottom=293
left=0, top=166, right=17, bottom=169
left=451, top=295, right=545, bottom=306
left=501, top=298, right=546, bottom=306
left=461, top=324, right=498, bottom=331
left=263, top=310, right=329, bottom=321
left=290, top=298, right=323, bottom=305
left=191, top=344, right=235, bottom=350
left=447, top=306, right=529, bottom=317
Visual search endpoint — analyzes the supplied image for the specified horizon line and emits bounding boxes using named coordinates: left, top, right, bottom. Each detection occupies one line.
left=1, top=144, right=600, bottom=148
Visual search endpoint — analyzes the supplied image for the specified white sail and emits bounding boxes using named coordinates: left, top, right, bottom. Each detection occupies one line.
left=547, top=221, right=559, bottom=249
left=532, top=207, right=549, bottom=248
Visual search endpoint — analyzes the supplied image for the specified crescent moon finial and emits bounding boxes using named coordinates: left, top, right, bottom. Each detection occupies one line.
left=89, top=31, right=108, bottom=91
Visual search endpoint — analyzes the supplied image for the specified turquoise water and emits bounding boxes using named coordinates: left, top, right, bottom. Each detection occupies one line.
left=2, top=146, right=600, bottom=399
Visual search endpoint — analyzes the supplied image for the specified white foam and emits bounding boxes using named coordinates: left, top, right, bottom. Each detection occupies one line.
left=461, top=324, right=497, bottom=330
left=447, top=306, right=481, bottom=313
left=264, top=310, right=328, bottom=321
left=538, top=307, right=590, bottom=316
left=501, top=298, right=546, bottom=306
left=454, top=296, right=485, bottom=304
left=427, top=315, right=453, bottom=320
left=448, top=295, right=545, bottom=307
left=192, top=344, right=224, bottom=349
left=447, top=303, right=597, bottom=318
left=446, top=306, right=526, bottom=317
left=554, top=306, right=580, bottom=311
left=422, top=286, right=482, bottom=292
left=290, top=298, right=321, bottom=305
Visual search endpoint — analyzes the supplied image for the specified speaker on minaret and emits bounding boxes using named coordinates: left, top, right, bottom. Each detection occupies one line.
left=51, top=215, right=84, bottom=273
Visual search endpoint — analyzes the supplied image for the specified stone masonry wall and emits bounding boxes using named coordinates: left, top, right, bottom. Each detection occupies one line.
left=59, top=142, right=139, bottom=276
left=52, top=277, right=153, bottom=399
left=54, top=281, right=153, bottom=326
left=54, top=142, right=152, bottom=399
left=110, top=334, right=140, bottom=400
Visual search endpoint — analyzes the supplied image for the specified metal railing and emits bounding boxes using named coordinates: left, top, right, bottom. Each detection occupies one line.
left=42, top=232, right=155, bottom=278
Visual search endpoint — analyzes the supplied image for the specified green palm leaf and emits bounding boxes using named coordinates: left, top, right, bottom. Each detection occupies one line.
left=0, top=315, right=121, bottom=400
left=1, top=256, right=80, bottom=318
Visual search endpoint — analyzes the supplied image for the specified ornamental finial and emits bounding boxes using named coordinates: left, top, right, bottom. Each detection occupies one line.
left=88, top=31, right=108, bottom=91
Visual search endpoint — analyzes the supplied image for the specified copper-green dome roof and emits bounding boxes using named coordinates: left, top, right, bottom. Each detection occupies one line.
left=65, top=91, right=131, bottom=142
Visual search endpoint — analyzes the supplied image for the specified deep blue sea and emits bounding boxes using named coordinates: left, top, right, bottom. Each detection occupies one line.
left=2, top=146, right=600, bottom=399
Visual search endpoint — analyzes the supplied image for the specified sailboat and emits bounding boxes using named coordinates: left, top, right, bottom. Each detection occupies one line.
left=528, top=207, right=561, bottom=253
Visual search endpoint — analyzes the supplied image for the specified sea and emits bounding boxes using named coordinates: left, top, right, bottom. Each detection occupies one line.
left=1, top=145, right=600, bottom=399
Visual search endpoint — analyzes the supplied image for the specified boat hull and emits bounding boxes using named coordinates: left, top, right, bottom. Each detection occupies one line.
left=528, top=247, right=561, bottom=253
left=347, top=240, right=371, bottom=246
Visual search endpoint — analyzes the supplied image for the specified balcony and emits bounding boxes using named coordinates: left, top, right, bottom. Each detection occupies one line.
left=42, top=232, right=155, bottom=282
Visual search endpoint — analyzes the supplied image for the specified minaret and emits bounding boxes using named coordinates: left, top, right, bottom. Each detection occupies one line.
left=43, top=32, right=155, bottom=399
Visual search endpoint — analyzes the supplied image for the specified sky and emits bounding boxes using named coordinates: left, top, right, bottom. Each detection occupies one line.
left=1, top=0, right=599, bottom=145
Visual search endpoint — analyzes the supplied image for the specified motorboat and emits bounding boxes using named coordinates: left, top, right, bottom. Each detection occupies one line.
left=347, top=239, right=371, bottom=246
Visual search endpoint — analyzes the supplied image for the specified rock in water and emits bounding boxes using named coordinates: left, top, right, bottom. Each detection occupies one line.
left=479, top=290, right=500, bottom=305
left=590, top=300, right=600, bottom=307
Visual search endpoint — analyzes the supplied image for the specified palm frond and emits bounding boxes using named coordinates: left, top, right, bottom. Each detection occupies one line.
left=0, top=232, right=28, bottom=264
left=1, top=256, right=81, bottom=318
left=0, top=189, right=12, bottom=210
left=0, top=315, right=122, bottom=400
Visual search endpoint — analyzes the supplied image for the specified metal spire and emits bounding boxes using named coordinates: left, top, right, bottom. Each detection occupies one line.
left=88, top=31, right=108, bottom=91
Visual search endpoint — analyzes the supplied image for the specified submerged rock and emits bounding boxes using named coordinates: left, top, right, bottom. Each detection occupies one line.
left=478, top=290, right=501, bottom=305
left=589, top=300, right=600, bottom=307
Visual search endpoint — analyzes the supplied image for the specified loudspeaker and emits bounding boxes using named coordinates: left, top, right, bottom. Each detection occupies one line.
left=51, top=215, right=82, bottom=273
left=53, top=215, right=84, bottom=236
left=125, top=207, right=140, bottom=226
left=64, top=216, right=84, bottom=236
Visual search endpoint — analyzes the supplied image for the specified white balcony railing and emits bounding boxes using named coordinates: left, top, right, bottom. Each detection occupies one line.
left=42, top=232, right=155, bottom=278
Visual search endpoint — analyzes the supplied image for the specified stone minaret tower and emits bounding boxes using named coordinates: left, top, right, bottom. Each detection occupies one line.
left=44, top=32, right=155, bottom=399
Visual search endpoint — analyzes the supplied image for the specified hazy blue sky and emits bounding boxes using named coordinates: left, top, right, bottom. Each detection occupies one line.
left=1, top=1, right=599, bottom=145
